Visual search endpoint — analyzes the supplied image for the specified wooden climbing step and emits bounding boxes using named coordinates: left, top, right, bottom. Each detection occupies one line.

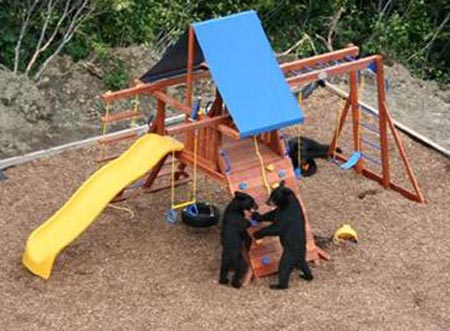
left=97, top=131, right=138, bottom=145
left=101, top=109, right=141, bottom=123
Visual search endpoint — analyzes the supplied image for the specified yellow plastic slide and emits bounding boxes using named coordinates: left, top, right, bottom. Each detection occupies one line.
left=23, top=134, right=184, bottom=279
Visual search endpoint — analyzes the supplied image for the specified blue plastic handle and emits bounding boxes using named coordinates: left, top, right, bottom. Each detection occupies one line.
left=294, top=167, right=302, bottom=179
left=190, top=98, right=202, bottom=121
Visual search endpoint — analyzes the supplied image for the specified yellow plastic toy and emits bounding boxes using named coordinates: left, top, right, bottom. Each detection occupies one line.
left=22, top=134, right=184, bottom=279
left=271, top=182, right=280, bottom=189
left=333, top=224, right=358, bottom=244
left=265, top=164, right=275, bottom=172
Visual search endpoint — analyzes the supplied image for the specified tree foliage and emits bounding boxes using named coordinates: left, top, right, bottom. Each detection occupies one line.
left=0, top=0, right=449, bottom=82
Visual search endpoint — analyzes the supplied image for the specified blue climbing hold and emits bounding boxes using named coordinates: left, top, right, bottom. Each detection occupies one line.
left=250, top=219, right=259, bottom=227
left=261, top=256, right=270, bottom=265
left=294, top=167, right=302, bottom=179
left=166, top=209, right=178, bottom=224
left=278, top=170, right=286, bottom=178
left=238, top=182, right=248, bottom=190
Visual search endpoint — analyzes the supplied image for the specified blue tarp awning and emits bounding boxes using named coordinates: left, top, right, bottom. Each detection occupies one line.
left=141, top=10, right=304, bottom=138
left=193, top=11, right=303, bottom=137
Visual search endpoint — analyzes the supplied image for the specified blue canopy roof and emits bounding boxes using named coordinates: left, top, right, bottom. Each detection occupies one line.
left=193, top=11, right=303, bottom=137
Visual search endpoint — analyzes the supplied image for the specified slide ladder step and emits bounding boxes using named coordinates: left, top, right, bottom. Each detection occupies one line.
left=361, top=122, right=380, bottom=134
left=362, top=152, right=382, bottom=166
left=98, top=131, right=138, bottom=145
left=361, top=136, right=381, bottom=150
left=101, top=109, right=141, bottom=123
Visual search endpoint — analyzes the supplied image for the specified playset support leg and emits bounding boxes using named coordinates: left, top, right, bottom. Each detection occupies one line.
left=349, top=70, right=364, bottom=174
left=148, top=95, right=166, bottom=134
left=384, top=108, right=426, bottom=203
left=375, top=56, right=391, bottom=188
left=143, top=154, right=169, bottom=189
left=184, top=27, right=196, bottom=152
left=329, top=97, right=351, bottom=156
left=186, top=27, right=195, bottom=110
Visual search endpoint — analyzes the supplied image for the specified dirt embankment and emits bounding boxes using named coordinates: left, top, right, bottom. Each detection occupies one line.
left=0, top=46, right=158, bottom=159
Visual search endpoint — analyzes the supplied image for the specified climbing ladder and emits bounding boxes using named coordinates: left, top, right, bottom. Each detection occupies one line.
left=97, top=92, right=143, bottom=163
left=219, top=137, right=328, bottom=283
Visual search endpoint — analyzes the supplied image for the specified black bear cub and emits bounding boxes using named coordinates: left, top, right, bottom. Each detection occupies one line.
left=253, top=181, right=313, bottom=289
left=219, top=191, right=258, bottom=288
left=288, top=136, right=342, bottom=177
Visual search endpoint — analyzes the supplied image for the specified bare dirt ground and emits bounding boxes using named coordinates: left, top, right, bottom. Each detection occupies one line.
left=1, top=92, right=449, bottom=331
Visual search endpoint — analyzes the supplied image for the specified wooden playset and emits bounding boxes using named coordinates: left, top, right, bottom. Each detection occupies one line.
left=22, top=10, right=424, bottom=281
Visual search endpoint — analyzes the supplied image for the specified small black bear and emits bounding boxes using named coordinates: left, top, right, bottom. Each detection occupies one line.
left=288, top=136, right=342, bottom=177
left=253, top=181, right=313, bottom=289
left=219, top=191, right=258, bottom=288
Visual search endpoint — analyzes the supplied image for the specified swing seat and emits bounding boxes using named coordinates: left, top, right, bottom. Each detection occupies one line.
left=339, top=151, right=362, bottom=170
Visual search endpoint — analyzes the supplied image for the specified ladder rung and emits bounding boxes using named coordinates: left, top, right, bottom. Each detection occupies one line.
left=98, top=131, right=138, bottom=145
left=362, top=153, right=382, bottom=166
left=361, top=136, right=381, bottom=150
left=101, top=109, right=140, bottom=123
left=361, top=122, right=380, bottom=134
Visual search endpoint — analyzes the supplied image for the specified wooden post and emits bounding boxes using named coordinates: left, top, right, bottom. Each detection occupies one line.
left=385, top=107, right=426, bottom=203
left=329, top=97, right=351, bottom=156
left=186, top=26, right=195, bottom=110
left=376, top=56, right=390, bottom=187
left=183, top=26, right=196, bottom=153
left=349, top=70, right=363, bottom=174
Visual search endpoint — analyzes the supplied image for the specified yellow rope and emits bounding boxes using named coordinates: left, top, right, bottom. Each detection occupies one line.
left=131, top=94, right=140, bottom=128
left=170, top=130, right=198, bottom=209
left=99, top=102, right=111, bottom=163
left=253, top=136, right=271, bottom=196
left=108, top=203, right=135, bottom=219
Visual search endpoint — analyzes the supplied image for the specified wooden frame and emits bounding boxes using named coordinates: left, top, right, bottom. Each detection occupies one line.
left=97, top=40, right=425, bottom=286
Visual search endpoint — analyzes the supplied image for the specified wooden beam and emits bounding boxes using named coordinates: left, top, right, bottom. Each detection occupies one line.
left=100, top=71, right=210, bottom=103
left=281, top=46, right=360, bottom=73
left=329, top=97, right=351, bottom=156
left=216, top=124, right=240, bottom=140
left=349, top=70, right=363, bottom=174
left=385, top=105, right=426, bottom=203
left=186, top=27, right=195, bottom=111
left=178, top=151, right=227, bottom=184
left=143, top=154, right=168, bottom=189
left=166, top=114, right=230, bottom=135
left=287, top=55, right=378, bottom=87
left=153, top=90, right=191, bottom=114
left=375, top=57, right=391, bottom=187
